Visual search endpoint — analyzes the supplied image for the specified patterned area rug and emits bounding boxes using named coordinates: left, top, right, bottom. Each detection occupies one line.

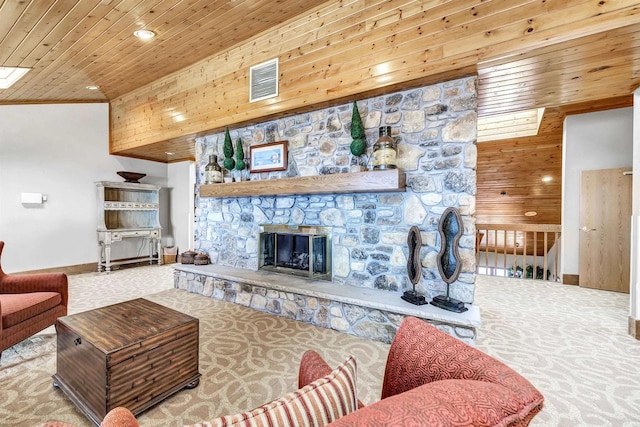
left=1, top=266, right=640, bottom=426
left=0, top=333, right=56, bottom=374
left=0, top=266, right=389, bottom=426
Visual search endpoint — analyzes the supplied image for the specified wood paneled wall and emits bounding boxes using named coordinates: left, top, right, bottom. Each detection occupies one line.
left=477, top=133, right=563, bottom=225
left=110, top=0, right=640, bottom=159
left=476, top=96, right=632, bottom=226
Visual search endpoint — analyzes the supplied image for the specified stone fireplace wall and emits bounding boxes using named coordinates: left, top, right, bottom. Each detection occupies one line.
left=194, top=77, right=477, bottom=303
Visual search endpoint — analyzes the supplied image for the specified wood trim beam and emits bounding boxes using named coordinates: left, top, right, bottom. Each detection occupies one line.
left=562, top=274, right=580, bottom=286
left=200, top=169, right=405, bottom=198
left=13, top=260, right=156, bottom=276
left=629, top=316, right=640, bottom=340
left=14, top=263, right=97, bottom=276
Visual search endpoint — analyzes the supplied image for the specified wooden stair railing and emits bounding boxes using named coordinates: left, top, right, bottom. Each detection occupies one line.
left=475, top=223, right=561, bottom=281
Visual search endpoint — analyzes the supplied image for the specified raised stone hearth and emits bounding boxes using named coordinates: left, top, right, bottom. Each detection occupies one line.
left=174, top=264, right=480, bottom=344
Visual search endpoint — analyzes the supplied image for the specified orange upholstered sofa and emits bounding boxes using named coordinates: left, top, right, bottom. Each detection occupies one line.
left=0, top=241, right=68, bottom=357
left=61, top=316, right=542, bottom=427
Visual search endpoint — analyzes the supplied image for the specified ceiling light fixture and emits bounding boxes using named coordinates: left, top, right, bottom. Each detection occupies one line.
left=86, top=85, right=100, bottom=90
left=0, top=66, right=30, bottom=89
left=524, top=211, right=538, bottom=217
left=165, top=152, right=175, bottom=155
left=541, top=176, right=553, bottom=182
left=133, top=29, right=156, bottom=40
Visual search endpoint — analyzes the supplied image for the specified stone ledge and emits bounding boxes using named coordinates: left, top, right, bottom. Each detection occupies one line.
left=173, top=264, right=480, bottom=343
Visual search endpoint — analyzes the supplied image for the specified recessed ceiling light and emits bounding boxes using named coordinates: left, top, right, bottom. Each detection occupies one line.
left=165, top=152, right=175, bottom=155
left=541, top=176, right=553, bottom=182
left=86, top=85, right=100, bottom=90
left=0, top=66, right=30, bottom=89
left=524, top=211, right=537, bottom=217
left=134, top=29, right=156, bottom=40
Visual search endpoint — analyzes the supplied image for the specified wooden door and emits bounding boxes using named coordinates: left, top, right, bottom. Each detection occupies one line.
left=579, top=167, right=632, bottom=292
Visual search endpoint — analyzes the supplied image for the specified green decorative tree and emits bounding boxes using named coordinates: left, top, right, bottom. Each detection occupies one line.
left=349, top=101, right=366, bottom=157
left=222, top=127, right=235, bottom=170
left=235, top=138, right=246, bottom=171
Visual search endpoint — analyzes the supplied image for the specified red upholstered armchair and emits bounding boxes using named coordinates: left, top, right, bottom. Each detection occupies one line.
left=0, top=241, right=68, bottom=357
left=300, top=316, right=544, bottom=426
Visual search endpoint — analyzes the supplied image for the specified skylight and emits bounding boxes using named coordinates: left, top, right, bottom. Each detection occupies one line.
left=477, top=108, right=545, bottom=142
left=0, top=67, right=30, bottom=89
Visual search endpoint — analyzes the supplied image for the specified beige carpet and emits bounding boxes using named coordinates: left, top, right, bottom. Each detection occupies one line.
left=475, top=275, right=640, bottom=427
left=0, top=266, right=389, bottom=426
left=1, top=266, right=639, bottom=426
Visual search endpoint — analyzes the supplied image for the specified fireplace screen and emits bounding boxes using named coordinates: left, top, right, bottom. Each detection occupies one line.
left=259, top=225, right=331, bottom=280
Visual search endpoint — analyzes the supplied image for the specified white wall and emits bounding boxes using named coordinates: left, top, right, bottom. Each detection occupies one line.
left=167, top=161, right=195, bottom=254
left=0, top=103, right=186, bottom=273
left=630, top=90, right=640, bottom=328
left=562, top=107, right=633, bottom=276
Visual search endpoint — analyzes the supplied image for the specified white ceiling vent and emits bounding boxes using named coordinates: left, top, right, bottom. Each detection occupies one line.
left=250, top=58, right=278, bottom=103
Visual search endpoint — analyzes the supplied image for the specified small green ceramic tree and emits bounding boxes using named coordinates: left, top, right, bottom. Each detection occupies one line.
left=235, top=139, right=246, bottom=171
left=222, top=127, right=235, bottom=170
left=350, top=100, right=366, bottom=157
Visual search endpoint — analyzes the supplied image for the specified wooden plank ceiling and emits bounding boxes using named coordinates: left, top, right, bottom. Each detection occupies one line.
left=476, top=21, right=638, bottom=225
left=0, top=0, right=322, bottom=102
left=1, top=0, right=640, bottom=227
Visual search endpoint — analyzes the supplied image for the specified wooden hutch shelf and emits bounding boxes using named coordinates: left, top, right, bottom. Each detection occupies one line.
left=199, top=169, right=406, bottom=198
left=96, top=181, right=162, bottom=272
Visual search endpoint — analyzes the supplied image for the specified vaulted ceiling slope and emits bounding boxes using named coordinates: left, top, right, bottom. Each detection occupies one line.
left=0, top=0, right=322, bottom=102
left=0, top=2, right=637, bottom=111
left=476, top=21, right=640, bottom=117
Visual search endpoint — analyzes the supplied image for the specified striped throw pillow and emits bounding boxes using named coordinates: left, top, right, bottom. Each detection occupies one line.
left=193, top=355, right=358, bottom=427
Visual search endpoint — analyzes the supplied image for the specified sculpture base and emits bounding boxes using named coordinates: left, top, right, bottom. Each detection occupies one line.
left=401, top=290, right=428, bottom=306
left=430, top=295, right=468, bottom=313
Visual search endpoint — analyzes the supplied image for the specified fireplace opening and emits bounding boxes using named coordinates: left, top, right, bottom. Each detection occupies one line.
left=259, top=225, right=331, bottom=280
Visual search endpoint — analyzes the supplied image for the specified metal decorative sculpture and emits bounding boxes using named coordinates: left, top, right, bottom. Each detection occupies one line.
left=431, top=207, right=468, bottom=313
left=401, top=226, right=428, bottom=305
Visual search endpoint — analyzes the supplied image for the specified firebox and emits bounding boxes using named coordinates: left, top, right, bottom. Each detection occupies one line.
left=258, top=225, right=332, bottom=280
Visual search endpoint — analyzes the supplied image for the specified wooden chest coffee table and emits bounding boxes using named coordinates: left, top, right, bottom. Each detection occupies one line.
left=53, top=298, right=200, bottom=425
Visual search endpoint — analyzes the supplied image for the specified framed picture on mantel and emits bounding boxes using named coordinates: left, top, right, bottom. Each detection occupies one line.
left=249, top=141, right=288, bottom=173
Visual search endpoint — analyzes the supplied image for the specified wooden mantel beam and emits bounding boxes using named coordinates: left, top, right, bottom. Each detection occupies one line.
left=110, top=0, right=640, bottom=161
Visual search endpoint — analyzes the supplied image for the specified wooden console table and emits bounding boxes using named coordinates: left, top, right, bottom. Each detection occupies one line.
left=97, top=228, right=162, bottom=272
